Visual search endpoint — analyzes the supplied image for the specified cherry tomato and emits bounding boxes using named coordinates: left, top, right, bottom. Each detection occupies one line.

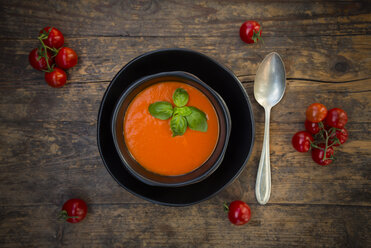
left=44, top=68, right=67, bottom=88
left=29, top=48, right=53, bottom=71
left=325, top=108, right=348, bottom=129
left=304, top=120, right=320, bottom=135
left=239, top=21, right=262, bottom=44
left=329, top=128, right=348, bottom=146
left=39, top=27, right=64, bottom=49
left=59, top=199, right=87, bottom=223
left=226, top=201, right=251, bottom=225
left=55, top=47, right=78, bottom=69
left=292, top=131, right=314, bottom=152
left=311, top=144, right=334, bottom=166
left=306, top=103, right=328, bottom=123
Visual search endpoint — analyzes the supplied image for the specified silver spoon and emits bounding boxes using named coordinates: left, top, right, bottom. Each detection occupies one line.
left=254, top=52, right=286, bottom=205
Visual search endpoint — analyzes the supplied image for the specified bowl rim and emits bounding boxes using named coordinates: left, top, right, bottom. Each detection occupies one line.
left=97, top=48, right=255, bottom=206
left=111, top=71, right=232, bottom=187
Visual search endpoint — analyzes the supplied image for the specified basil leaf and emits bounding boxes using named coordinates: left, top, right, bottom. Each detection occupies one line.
left=174, top=106, right=192, bottom=117
left=185, top=107, right=208, bottom=132
left=173, top=88, right=189, bottom=107
left=148, top=101, right=173, bottom=120
left=170, top=115, right=187, bottom=137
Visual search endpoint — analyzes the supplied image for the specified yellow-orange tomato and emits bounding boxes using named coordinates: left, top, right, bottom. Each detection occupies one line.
left=306, top=103, right=327, bottom=123
left=124, top=82, right=219, bottom=176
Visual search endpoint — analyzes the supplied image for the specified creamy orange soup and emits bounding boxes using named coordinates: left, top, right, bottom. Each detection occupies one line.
left=123, top=81, right=219, bottom=176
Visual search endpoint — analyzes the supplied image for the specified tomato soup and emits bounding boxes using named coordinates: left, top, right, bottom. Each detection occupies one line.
left=123, top=82, right=219, bottom=176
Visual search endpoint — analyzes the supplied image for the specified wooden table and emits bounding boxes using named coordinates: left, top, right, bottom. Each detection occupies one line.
left=0, top=1, right=370, bottom=247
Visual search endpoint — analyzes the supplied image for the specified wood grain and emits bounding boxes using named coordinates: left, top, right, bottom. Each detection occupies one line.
left=1, top=35, right=370, bottom=84
left=0, top=79, right=370, bottom=123
left=0, top=0, right=370, bottom=38
left=0, top=119, right=369, bottom=207
left=0, top=203, right=370, bottom=248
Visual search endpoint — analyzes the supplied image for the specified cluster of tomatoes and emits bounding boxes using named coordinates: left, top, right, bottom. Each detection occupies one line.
left=292, top=103, right=348, bottom=166
left=29, top=27, right=78, bottom=88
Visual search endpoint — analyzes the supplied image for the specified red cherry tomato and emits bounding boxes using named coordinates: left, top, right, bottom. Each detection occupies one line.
left=304, top=120, right=320, bottom=135
left=226, top=201, right=251, bottom=225
left=311, top=144, right=334, bottom=166
left=29, top=48, right=53, bottom=71
left=59, top=199, right=87, bottom=223
left=239, top=21, right=262, bottom=44
left=40, top=27, right=64, bottom=49
left=55, top=47, right=78, bottom=69
left=325, top=108, right=348, bottom=129
left=306, top=103, right=328, bottom=123
left=44, top=68, right=67, bottom=88
left=329, top=128, right=348, bottom=146
left=292, top=131, right=314, bottom=152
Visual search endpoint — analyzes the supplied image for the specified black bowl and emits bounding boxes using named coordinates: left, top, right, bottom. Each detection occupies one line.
left=111, top=71, right=231, bottom=187
left=97, top=48, right=254, bottom=206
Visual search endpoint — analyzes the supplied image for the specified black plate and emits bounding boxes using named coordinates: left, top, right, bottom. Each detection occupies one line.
left=97, top=48, right=255, bottom=206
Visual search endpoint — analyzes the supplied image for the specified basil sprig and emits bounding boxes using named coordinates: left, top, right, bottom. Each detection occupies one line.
left=148, top=88, right=208, bottom=137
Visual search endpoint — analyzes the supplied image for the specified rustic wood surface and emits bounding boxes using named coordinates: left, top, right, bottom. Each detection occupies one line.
left=0, top=0, right=370, bottom=247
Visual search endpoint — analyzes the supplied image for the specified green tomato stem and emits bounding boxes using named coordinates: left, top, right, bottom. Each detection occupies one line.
left=58, top=210, right=79, bottom=221
left=323, top=128, right=330, bottom=161
left=223, top=202, right=229, bottom=213
left=38, top=36, right=53, bottom=72
left=310, top=141, right=321, bottom=149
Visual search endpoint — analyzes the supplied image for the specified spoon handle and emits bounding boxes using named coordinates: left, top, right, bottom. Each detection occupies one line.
left=255, top=107, right=272, bottom=205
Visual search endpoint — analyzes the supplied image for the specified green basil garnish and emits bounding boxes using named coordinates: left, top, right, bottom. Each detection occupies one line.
left=185, top=107, right=208, bottom=132
left=148, top=88, right=208, bottom=136
left=174, top=106, right=192, bottom=117
left=173, top=88, right=189, bottom=107
left=170, top=114, right=187, bottom=137
left=148, top=101, right=173, bottom=120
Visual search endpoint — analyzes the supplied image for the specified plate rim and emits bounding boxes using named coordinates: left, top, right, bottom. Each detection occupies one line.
left=97, top=48, right=255, bottom=206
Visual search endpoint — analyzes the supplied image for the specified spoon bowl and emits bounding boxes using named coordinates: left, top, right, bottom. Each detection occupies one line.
left=254, top=52, right=286, bottom=205
left=254, top=53, right=286, bottom=108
